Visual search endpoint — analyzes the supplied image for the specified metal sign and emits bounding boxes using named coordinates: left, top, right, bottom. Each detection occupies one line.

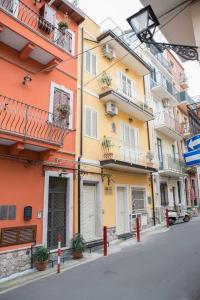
left=184, top=149, right=200, bottom=166
left=187, top=134, right=200, bottom=151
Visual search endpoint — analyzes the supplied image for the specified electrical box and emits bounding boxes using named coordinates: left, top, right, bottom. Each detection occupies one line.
left=24, top=206, right=32, bottom=221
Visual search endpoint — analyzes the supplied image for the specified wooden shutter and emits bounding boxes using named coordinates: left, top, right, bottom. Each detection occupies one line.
left=91, top=110, right=97, bottom=138
left=85, top=107, right=91, bottom=136
left=91, top=53, right=97, bottom=76
left=53, top=88, right=70, bottom=126
left=85, top=51, right=90, bottom=73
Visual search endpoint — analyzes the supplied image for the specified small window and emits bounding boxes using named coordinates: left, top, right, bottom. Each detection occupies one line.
left=0, top=205, right=16, bottom=220
left=53, top=87, right=71, bottom=128
left=131, top=188, right=146, bottom=211
left=85, top=107, right=98, bottom=139
left=85, top=50, right=97, bottom=76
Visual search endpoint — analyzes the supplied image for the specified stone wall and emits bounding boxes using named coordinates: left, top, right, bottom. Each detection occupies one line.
left=0, top=248, right=32, bottom=279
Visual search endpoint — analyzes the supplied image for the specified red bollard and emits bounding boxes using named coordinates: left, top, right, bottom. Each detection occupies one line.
left=57, top=234, right=62, bottom=273
left=166, top=208, right=169, bottom=228
left=103, top=226, right=107, bottom=256
left=136, top=217, right=140, bottom=242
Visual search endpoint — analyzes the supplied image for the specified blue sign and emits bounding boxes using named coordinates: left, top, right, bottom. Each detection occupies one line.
left=184, top=149, right=200, bottom=166
left=187, top=134, right=200, bottom=152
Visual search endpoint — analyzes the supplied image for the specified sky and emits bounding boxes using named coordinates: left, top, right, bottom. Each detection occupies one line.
left=78, top=0, right=200, bottom=98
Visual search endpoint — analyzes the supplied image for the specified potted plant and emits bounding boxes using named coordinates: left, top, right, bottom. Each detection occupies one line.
left=33, top=246, right=50, bottom=271
left=100, top=72, right=112, bottom=91
left=57, top=104, right=71, bottom=125
left=101, top=136, right=113, bottom=159
left=72, top=234, right=85, bottom=259
left=58, top=20, right=69, bottom=32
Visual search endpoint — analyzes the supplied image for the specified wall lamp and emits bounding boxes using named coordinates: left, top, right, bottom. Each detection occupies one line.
left=22, top=74, right=32, bottom=85
left=126, top=5, right=198, bottom=61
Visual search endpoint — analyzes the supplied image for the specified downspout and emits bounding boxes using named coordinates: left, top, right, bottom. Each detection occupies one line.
left=77, top=27, right=84, bottom=233
left=143, top=76, right=156, bottom=226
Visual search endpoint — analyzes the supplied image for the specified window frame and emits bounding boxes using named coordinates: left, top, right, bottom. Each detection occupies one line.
left=118, top=71, right=136, bottom=101
left=84, top=49, right=97, bottom=76
left=49, top=81, right=73, bottom=129
left=131, top=186, right=147, bottom=212
left=84, top=105, right=98, bottom=140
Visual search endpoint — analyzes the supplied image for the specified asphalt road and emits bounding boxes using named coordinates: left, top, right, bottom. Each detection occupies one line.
left=2, top=218, right=200, bottom=300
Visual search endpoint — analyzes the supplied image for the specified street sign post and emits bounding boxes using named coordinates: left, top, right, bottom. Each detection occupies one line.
left=184, top=149, right=200, bottom=166
left=186, top=134, right=200, bottom=152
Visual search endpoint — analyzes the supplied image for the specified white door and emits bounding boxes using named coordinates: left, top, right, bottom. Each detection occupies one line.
left=116, top=187, right=127, bottom=234
left=81, top=183, right=97, bottom=241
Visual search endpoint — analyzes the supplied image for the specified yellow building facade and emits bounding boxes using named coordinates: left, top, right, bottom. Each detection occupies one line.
left=76, top=16, right=158, bottom=241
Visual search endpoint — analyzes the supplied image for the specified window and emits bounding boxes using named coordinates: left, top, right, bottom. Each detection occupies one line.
left=0, top=0, right=19, bottom=17
left=118, top=72, right=136, bottom=100
left=131, top=188, right=146, bottom=211
left=50, top=82, right=73, bottom=129
left=120, top=122, right=139, bottom=162
left=85, top=50, right=97, bottom=75
left=55, top=21, right=75, bottom=54
left=0, top=205, right=16, bottom=220
left=85, top=107, right=98, bottom=139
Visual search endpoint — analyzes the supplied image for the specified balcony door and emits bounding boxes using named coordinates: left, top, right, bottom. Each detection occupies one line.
left=157, top=138, right=163, bottom=169
left=160, top=183, right=168, bottom=206
left=120, top=123, right=139, bottom=163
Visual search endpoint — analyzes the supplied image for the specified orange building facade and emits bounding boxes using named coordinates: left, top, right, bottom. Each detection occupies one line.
left=0, top=0, right=84, bottom=278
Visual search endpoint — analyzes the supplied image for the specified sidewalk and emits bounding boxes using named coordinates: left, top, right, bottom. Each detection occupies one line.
left=0, top=224, right=168, bottom=295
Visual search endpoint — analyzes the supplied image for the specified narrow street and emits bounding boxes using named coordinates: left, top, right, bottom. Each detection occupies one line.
left=2, top=218, right=200, bottom=300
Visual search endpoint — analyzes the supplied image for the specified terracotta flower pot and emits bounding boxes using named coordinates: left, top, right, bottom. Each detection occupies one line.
left=73, top=251, right=83, bottom=259
left=35, top=260, right=48, bottom=271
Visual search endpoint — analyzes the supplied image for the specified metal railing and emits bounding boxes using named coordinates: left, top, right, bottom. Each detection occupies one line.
left=159, top=155, right=184, bottom=173
left=147, top=44, right=172, bottom=73
left=0, top=95, right=66, bottom=146
left=154, top=112, right=183, bottom=135
left=101, top=142, right=157, bottom=168
left=176, top=91, right=194, bottom=104
left=150, top=72, right=178, bottom=99
left=0, top=0, right=73, bottom=53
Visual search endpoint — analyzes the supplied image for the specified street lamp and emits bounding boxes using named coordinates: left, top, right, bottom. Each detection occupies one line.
left=126, top=5, right=199, bottom=61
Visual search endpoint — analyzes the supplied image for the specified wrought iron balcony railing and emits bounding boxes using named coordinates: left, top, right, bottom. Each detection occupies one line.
left=154, top=112, right=183, bottom=135
left=0, top=0, right=73, bottom=53
left=0, top=95, right=66, bottom=146
left=159, top=155, right=184, bottom=173
left=147, top=44, right=172, bottom=73
left=150, top=72, right=178, bottom=99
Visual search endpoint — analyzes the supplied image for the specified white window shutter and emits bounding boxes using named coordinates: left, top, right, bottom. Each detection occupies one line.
left=91, top=110, right=97, bottom=138
left=85, top=51, right=90, bottom=73
left=91, top=53, right=97, bottom=75
left=85, top=107, right=91, bottom=136
left=116, top=71, right=122, bottom=92
left=131, top=80, right=136, bottom=101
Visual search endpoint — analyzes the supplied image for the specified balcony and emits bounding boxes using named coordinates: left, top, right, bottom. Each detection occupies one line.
left=100, top=144, right=158, bottom=173
left=0, top=94, right=66, bottom=154
left=150, top=72, right=178, bottom=105
left=146, top=44, right=172, bottom=74
left=0, top=0, right=77, bottom=67
left=99, top=84, right=154, bottom=122
left=158, top=155, right=184, bottom=177
left=154, top=112, right=183, bottom=140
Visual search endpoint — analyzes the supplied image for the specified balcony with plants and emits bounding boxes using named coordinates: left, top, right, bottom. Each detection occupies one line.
left=0, top=0, right=82, bottom=66
left=100, top=136, right=158, bottom=173
left=0, top=94, right=67, bottom=154
left=99, top=72, right=154, bottom=122
left=154, top=111, right=183, bottom=140
left=150, top=72, right=178, bottom=105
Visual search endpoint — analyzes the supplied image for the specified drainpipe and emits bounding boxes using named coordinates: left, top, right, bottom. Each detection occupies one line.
left=143, top=76, right=156, bottom=226
left=77, top=27, right=84, bottom=233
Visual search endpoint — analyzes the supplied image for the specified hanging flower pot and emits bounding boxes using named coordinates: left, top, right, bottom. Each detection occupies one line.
left=58, top=21, right=69, bottom=32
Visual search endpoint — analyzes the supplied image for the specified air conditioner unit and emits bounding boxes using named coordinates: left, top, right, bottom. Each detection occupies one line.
left=106, top=101, right=118, bottom=116
left=162, top=98, right=170, bottom=108
left=102, top=44, right=116, bottom=60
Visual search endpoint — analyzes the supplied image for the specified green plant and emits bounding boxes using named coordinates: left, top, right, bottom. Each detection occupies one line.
left=33, top=246, right=50, bottom=262
left=100, top=72, right=112, bottom=87
left=71, top=234, right=85, bottom=252
left=101, top=136, right=113, bottom=151
left=58, top=21, right=68, bottom=31
left=57, top=104, right=71, bottom=118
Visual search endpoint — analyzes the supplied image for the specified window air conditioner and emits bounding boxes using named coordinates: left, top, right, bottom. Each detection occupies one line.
left=102, top=44, right=116, bottom=60
left=106, top=101, right=118, bottom=116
